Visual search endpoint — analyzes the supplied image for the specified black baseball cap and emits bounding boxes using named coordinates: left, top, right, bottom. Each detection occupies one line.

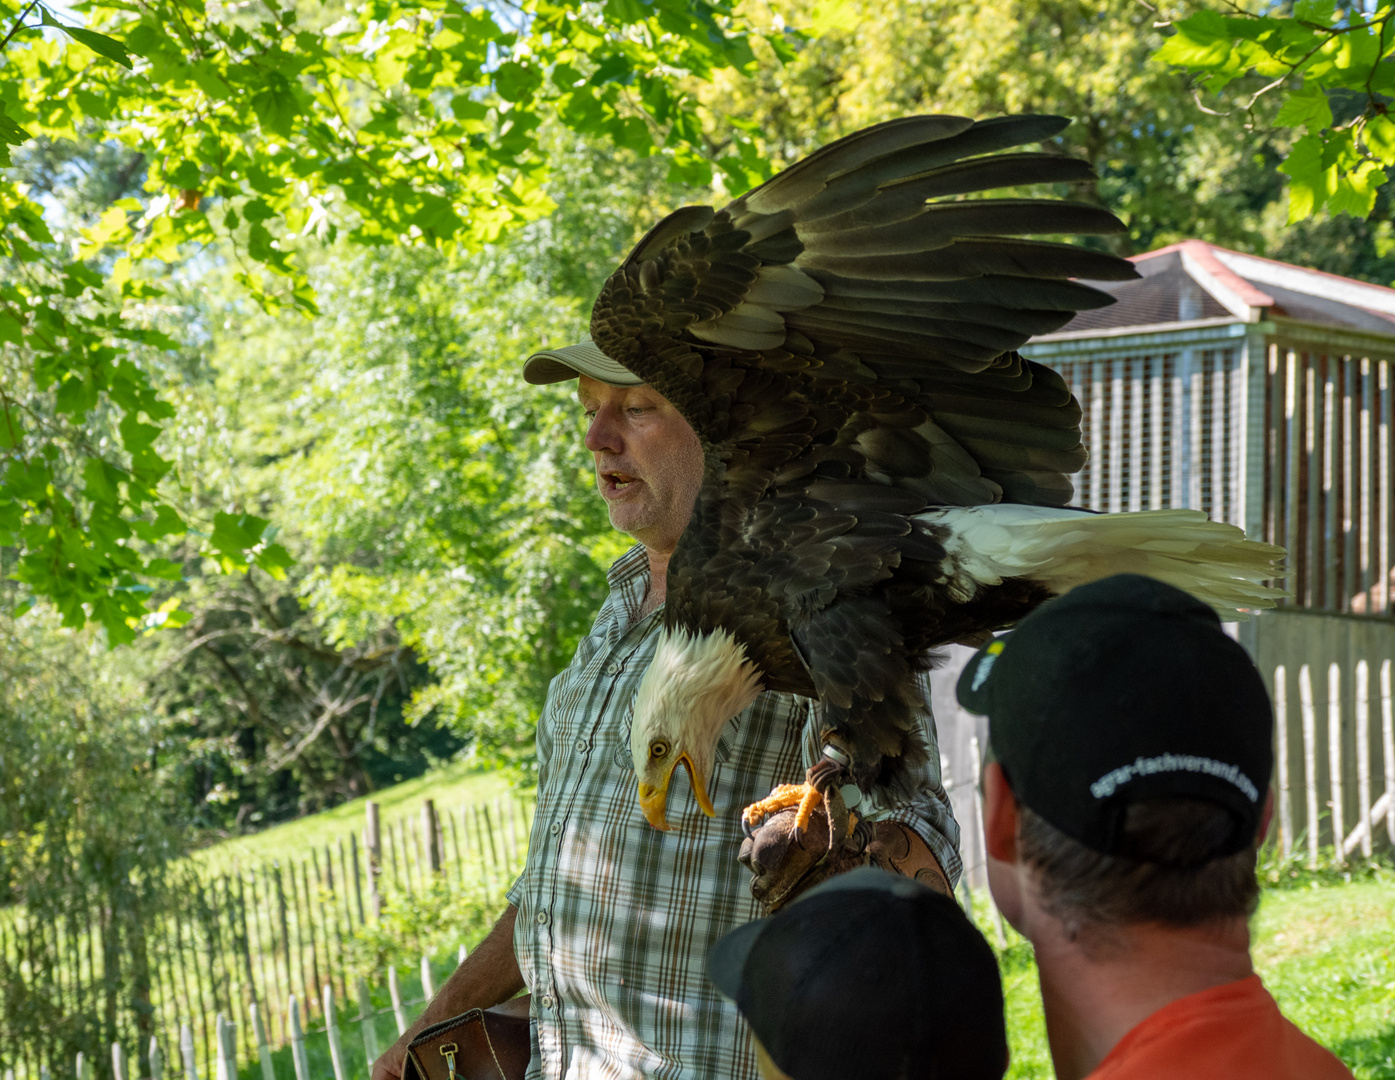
left=708, top=868, right=1007, bottom=1080
left=956, top=573, right=1273, bottom=860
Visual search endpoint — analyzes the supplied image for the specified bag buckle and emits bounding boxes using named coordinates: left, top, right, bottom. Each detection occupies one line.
left=438, top=1041, right=460, bottom=1080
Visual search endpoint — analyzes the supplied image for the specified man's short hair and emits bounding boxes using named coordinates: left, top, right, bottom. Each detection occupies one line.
left=1018, top=798, right=1261, bottom=936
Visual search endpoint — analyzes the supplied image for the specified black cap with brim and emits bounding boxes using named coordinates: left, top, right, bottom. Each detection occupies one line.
left=522, top=341, right=642, bottom=387
left=956, top=573, right=1273, bottom=860
left=708, top=868, right=1007, bottom=1080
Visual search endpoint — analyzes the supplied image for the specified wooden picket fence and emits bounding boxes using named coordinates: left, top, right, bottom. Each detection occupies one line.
left=0, top=794, right=534, bottom=1080
left=1272, top=659, right=1395, bottom=862
left=3, top=950, right=468, bottom=1080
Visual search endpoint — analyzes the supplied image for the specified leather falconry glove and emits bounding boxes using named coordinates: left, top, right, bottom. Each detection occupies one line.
left=740, top=786, right=953, bottom=914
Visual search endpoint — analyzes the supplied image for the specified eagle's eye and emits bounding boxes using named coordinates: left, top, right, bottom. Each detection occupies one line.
left=649, top=739, right=670, bottom=760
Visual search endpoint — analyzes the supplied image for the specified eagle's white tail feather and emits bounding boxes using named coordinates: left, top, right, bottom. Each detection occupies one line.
left=922, top=506, right=1287, bottom=620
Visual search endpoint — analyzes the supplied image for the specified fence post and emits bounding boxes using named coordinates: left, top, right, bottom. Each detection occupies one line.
left=420, top=954, right=435, bottom=1000
left=323, top=984, right=347, bottom=1080
left=1329, top=662, right=1346, bottom=864
left=365, top=803, right=383, bottom=920
left=215, top=1015, right=237, bottom=1080
left=423, top=801, right=441, bottom=875
left=1274, top=665, right=1293, bottom=858
left=179, top=1025, right=197, bottom=1080
left=287, top=997, right=309, bottom=1080
left=1356, top=660, right=1374, bottom=858
left=387, top=966, right=408, bottom=1035
left=76, top=1051, right=93, bottom=1080
left=149, top=1038, right=164, bottom=1080
left=357, top=977, right=380, bottom=1067
left=350, top=836, right=366, bottom=926
left=1300, top=665, right=1320, bottom=867
left=457, top=944, right=468, bottom=965
left=112, top=1042, right=127, bottom=1080
left=250, top=1001, right=277, bottom=1080
left=1383, top=659, right=1395, bottom=846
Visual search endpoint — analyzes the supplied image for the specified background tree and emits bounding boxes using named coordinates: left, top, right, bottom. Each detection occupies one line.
left=0, top=613, right=184, bottom=1077
left=697, top=0, right=1395, bottom=280
left=1153, top=0, right=1395, bottom=226
left=0, top=0, right=781, bottom=638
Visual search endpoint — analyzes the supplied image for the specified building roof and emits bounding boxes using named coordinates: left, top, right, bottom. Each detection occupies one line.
left=1045, top=240, right=1395, bottom=340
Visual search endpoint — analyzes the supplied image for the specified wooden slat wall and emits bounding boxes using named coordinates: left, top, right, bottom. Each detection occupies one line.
left=1055, top=348, right=1242, bottom=525
left=1056, top=343, right=1395, bottom=615
left=1263, top=345, right=1395, bottom=615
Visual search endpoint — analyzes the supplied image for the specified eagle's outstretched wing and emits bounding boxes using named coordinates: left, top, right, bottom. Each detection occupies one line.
left=590, top=114, right=1136, bottom=514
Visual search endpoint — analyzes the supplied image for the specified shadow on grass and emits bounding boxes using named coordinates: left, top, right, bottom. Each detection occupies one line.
left=1334, top=1024, right=1395, bottom=1080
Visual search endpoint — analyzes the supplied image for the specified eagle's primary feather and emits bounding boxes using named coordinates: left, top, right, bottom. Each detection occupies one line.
left=595, top=115, right=1286, bottom=830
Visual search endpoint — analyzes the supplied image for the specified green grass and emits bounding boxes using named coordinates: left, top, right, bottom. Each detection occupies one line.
left=191, top=761, right=515, bottom=876
left=208, top=781, right=1391, bottom=1080
left=254, top=874, right=1392, bottom=1080
left=975, top=872, right=1395, bottom=1079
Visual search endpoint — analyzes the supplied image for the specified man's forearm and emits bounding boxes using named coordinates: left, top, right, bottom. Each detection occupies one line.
left=371, top=905, right=525, bottom=1080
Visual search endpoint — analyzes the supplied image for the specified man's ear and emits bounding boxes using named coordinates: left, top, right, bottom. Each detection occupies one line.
left=1258, top=787, right=1276, bottom=844
left=982, top=761, right=1020, bottom=864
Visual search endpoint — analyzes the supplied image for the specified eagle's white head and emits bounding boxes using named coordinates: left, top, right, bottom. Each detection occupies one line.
left=630, top=627, right=764, bottom=830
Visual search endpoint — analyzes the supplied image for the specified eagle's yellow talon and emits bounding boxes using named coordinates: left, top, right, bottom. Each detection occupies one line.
left=741, top=783, right=810, bottom=830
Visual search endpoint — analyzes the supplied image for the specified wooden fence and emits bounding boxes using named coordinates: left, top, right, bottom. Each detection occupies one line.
left=4, top=950, right=475, bottom=1080
left=0, top=794, right=534, bottom=1080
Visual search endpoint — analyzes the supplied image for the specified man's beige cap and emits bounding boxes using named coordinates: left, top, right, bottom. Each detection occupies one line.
left=522, top=340, right=642, bottom=387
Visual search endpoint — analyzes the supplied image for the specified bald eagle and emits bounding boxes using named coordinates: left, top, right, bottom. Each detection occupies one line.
left=588, top=115, right=1285, bottom=833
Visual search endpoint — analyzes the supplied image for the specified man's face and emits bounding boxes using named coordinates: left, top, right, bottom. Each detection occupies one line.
left=578, top=374, right=704, bottom=553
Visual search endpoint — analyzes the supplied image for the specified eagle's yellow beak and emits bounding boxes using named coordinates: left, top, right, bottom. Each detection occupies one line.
left=637, top=752, right=716, bottom=831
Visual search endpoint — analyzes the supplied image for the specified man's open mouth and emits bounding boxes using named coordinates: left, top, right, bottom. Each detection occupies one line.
left=607, top=471, right=639, bottom=490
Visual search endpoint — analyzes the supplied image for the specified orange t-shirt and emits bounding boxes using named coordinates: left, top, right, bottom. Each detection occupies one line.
left=1088, top=974, right=1353, bottom=1080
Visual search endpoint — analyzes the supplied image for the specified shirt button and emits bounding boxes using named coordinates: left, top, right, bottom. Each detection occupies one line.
left=576, top=738, right=589, bottom=752
left=549, top=821, right=562, bottom=836
left=536, top=911, right=548, bottom=925
left=540, top=995, right=554, bottom=1009
left=603, top=661, right=620, bottom=676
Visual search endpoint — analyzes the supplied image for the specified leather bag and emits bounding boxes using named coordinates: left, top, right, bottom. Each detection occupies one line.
left=401, top=996, right=532, bottom=1080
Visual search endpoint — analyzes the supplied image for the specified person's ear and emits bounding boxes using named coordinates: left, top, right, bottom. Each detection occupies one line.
left=1258, top=787, right=1276, bottom=844
left=982, top=762, right=1020, bottom=863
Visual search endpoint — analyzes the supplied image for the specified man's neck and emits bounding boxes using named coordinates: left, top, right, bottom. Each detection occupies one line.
left=637, top=546, right=671, bottom=618
left=1029, top=914, right=1255, bottom=1080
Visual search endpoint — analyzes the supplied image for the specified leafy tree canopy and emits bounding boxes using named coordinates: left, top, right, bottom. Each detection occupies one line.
left=0, top=0, right=782, bottom=643
left=1153, top=0, right=1395, bottom=223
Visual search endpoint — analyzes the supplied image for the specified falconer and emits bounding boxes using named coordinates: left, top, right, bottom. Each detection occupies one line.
left=371, top=341, right=959, bottom=1080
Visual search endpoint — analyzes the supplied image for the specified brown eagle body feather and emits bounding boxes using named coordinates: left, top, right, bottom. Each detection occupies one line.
left=594, top=114, right=1143, bottom=802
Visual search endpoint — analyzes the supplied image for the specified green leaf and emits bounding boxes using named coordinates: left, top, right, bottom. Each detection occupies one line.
left=1293, top=0, right=1337, bottom=23
left=0, top=310, right=23, bottom=345
left=1279, top=132, right=1333, bottom=221
left=168, top=160, right=202, bottom=188
left=495, top=62, right=541, bottom=103
left=1328, top=159, right=1387, bottom=217
left=0, top=408, right=21, bottom=450
left=254, top=542, right=294, bottom=580
left=42, top=12, right=134, bottom=69
left=1274, top=84, right=1333, bottom=132
left=1365, top=114, right=1395, bottom=165
left=0, top=109, right=30, bottom=168
left=119, top=413, right=162, bottom=453
left=250, top=72, right=301, bottom=138
left=144, top=557, right=186, bottom=581
left=131, top=504, right=186, bottom=541
left=210, top=510, right=271, bottom=557
left=83, top=458, right=121, bottom=504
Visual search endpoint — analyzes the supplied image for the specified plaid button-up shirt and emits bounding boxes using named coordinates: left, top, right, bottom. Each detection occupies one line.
left=508, top=544, right=960, bottom=1080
